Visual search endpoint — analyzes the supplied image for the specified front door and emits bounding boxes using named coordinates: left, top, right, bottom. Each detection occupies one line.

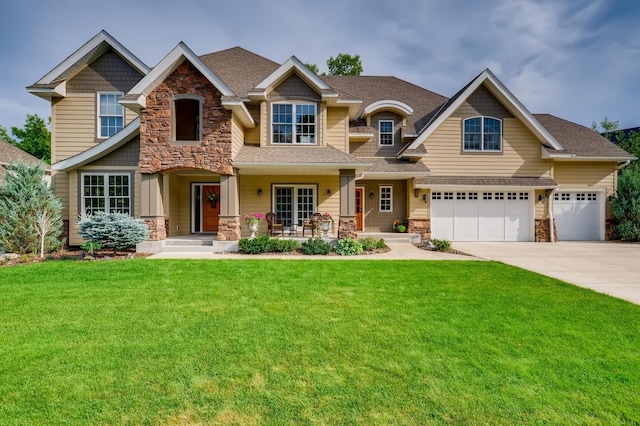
left=202, top=185, right=220, bottom=232
left=355, top=187, right=364, bottom=231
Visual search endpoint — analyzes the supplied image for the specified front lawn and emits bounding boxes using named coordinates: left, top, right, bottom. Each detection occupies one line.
left=1, top=260, right=639, bottom=424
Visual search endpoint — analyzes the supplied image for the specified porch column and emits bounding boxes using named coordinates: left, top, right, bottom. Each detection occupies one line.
left=140, top=173, right=166, bottom=241
left=338, top=169, right=357, bottom=239
left=217, top=170, right=241, bottom=241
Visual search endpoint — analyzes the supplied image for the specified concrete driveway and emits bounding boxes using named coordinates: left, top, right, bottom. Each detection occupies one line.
left=453, top=241, right=640, bottom=305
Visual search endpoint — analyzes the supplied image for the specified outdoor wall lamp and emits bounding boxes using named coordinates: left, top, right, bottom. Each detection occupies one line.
left=423, top=193, right=429, bottom=203
left=369, top=191, right=375, bottom=199
left=257, top=188, right=262, bottom=197
left=538, top=193, right=545, bottom=202
left=327, top=188, right=332, bottom=196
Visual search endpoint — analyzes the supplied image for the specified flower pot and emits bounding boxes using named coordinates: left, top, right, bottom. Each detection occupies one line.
left=321, top=221, right=331, bottom=242
left=248, top=222, right=258, bottom=239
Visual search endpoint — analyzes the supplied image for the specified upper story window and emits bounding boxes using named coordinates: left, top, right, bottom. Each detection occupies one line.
left=98, top=92, right=124, bottom=138
left=463, top=117, right=502, bottom=152
left=272, top=102, right=316, bottom=144
left=173, top=96, right=202, bottom=142
left=379, top=120, right=394, bottom=146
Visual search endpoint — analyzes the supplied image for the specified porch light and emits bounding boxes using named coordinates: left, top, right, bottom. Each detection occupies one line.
left=369, top=191, right=375, bottom=199
left=422, top=193, right=428, bottom=203
left=538, top=193, right=545, bottom=202
left=257, top=188, right=262, bottom=197
left=327, top=188, right=332, bottom=196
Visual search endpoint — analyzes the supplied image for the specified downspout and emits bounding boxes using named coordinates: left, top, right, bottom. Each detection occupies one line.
left=548, top=189, right=556, bottom=243
left=617, top=160, right=631, bottom=170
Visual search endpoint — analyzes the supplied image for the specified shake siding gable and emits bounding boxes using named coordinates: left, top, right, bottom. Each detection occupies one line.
left=66, top=50, right=144, bottom=94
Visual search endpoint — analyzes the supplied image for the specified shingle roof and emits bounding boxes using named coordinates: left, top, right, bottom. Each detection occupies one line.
left=234, top=145, right=367, bottom=166
left=534, top=114, right=635, bottom=158
left=199, top=47, right=280, bottom=98
left=364, top=158, right=430, bottom=174
left=0, top=140, right=47, bottom=166
left=414, top=176, right=558, bottom=187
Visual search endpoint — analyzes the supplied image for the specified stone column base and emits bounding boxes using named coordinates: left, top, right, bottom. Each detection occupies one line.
left=407, top=218, right=431, bottom=243
left=535, top=218, right=557, bottom=242
left=61, top=219, right=70, bottom=248
left=217, top=216, right=241, bottom=241
left=143, top=217, right=167, bottom=241
left=338, top=217, right=357, bottom=240
left=605, top=218, right=615, bottom=240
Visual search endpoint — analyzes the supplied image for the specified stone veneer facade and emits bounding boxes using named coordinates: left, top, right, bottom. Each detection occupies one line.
left=217, top=217, right=242, bottom=241
left=144, top=218, right=167, bottom=241
left=535, top=218, right=558, bottom=242
left=139, top=61, right=233, bottom=174
left=407, top=218, right=431, bottom=242
left=338, top=218, right=358, bottom=240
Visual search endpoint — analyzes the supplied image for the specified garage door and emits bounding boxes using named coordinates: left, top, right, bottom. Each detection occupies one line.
left=553, top=192, right=601, bottom=240
left=431, top=191, right=531, bottom=241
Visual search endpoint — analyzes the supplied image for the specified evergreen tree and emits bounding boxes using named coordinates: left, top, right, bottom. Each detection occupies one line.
left=0, top=161, right=62, bottom=255
left=78, top=212, right=150, bottom=254
left=611, top=171, right=640, bottom=241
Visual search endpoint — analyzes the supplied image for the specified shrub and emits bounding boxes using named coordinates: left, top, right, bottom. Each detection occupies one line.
left=334, top=238, right=363, bottom=256
left=270, top=238, right=300, bottom=253
left=301, top=238, right=333, bottom=255
left=78, top=212, right=151, bottom=254
left=0, top=161, right=63, bottom=256
left=238, top=235, right=272, bottom=254
left=429, top=238, right=452, bottom=252
left=611, top=172, right=640, bottom=241
left=360, top=237, right=386, bottom=251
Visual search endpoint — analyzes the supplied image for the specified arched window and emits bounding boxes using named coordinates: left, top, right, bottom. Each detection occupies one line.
left=173, top=96, right=202, bottom=142
left=463, top=117, right=502, bottom=151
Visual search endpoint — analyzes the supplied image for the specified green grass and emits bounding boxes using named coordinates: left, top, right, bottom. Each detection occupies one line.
left=1, top=260, right=639, bottom=425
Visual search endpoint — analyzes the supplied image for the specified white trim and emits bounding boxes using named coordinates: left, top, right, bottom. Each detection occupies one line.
left=415, top=183, right=557, bottom=190
left=126, top=42, right=234, bottom=106
left=270, top=101, right=318, bottom=145
left=379, top=185, right=393, bottom=213
left=407, top=69, right=564, bottom=152
left=541, top=146, right=637, bottom=161
left=462, top=116, right=503, bottom=152
left=255, top=56, right=331, bottom=91
left=27, top=81, right=66, bottom=99
left=363, top=100, right=413, bottom=117
left=220, top=99, right=256, bottom=128
left=80, top=171, right=133, bottom=216
left=378, top=120, right=395, bottom=146
left=97, top=91, right=124, bottom=139
left=52, top=118, right=140, bottom=171
left=356, top=186, right=365, bottom=231
left=191, top=183, right=220, bottom=234
left=36, top=30, right=149, bottom=85
left=271, top=184, right=318, bottom=227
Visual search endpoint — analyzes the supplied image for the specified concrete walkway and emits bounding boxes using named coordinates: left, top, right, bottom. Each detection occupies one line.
left=453, top=241, right=640, bottom=305
left=148, top=242, right=476, bottom=261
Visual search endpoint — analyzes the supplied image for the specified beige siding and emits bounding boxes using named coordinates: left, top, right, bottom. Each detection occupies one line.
left=326, top=107, right=348, bottom=151
left=231, top=115, right=245, bottom=158
left=554, top=161, right=617, bottom=219
left=408, top=187, right=430, bottom=219
left=423, top=117, right=552, bottom=177
left=239, top=175, right=339, bottom=237
left=52, top=171, right=69, bottom=218
left=244, top=106, right=260, bottom=145
left=535, top=190, right=548, bottom=219
left=259, top=102, right=268, bottom=146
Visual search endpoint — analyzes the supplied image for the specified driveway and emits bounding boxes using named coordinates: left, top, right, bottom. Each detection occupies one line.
left=453, top=241, right=640, bottom=305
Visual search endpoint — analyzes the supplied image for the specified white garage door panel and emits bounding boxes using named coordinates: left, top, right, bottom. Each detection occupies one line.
left=554, top=192, right=601, bottom=240
left=431, top=190, right=532, bottom=241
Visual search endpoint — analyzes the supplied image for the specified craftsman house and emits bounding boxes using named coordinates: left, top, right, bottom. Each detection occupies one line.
left=28, top=31, right=634, bottom=251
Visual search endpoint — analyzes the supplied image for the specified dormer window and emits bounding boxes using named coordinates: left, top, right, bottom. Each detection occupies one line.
left=379, top=120, right=394, bottom=146
left=173, top=95, right=203, bottom=142
left=463, top=117, right=502, bottom=151
left=272, top=102, right=316, bottom=144
left=98, top=92, right=124, bottom=138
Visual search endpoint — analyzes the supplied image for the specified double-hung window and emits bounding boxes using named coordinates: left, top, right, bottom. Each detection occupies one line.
left=379, top=120, right=394, bottom=146
left=98, top=92, right=124, bottom=138
left=272, top=103, right=316, bottom=144
left=380, top=186, right=393, bottom=212
left=81, top=173, right=132, bottom=216
left=463, top=117, right=502, bottom=151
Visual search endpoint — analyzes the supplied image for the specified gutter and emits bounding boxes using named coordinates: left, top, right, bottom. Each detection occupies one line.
left=617, top=160, right=632, bottom=170
left=548, top=188, right=556, bottom=243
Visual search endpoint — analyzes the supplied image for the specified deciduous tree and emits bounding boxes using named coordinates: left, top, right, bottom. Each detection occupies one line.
left=0, top=114, right=51, bottom=164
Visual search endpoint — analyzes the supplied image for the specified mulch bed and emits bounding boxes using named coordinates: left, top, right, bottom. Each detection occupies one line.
left=1, top=248, right=151, bottom=267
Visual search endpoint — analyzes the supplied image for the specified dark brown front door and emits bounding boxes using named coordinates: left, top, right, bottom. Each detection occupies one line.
left=355, top=187, right=364, bottom=231
left=202, top=185, right=220, bottom=232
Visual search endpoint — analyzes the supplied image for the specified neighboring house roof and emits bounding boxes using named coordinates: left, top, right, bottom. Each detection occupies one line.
left=536, top=114, right=636, bottom=160
left=414, top=176, right=558, bottom=188
left=27, top=30, right=149, bottom=100
left=0, top=139, right=50, bottom=182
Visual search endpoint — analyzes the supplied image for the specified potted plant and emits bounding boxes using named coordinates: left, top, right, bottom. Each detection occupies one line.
left=393, top=219, right=407, bottom=233
left=243, top=213, right=264, bottom=239
left=318, top=212, right=335, bottom=241
left=205, top=192, right=219, bottom=208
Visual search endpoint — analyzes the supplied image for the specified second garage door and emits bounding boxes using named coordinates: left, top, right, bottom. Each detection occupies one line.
left=431, top=190, right=532, bottom=241
left=553, top=192, right=601, bottom=240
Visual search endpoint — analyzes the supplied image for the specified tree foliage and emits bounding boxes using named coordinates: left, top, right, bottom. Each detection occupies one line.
left=592, top=117, right=640, bottom=174
left=78, top=212, right=150, bottom=254
left=327, top=53, right=363, bottom=76
left=0, top=114, right=51, bottom=164
left=611, top=171, right=640, bottom=241
left=305, top=63, right=320, bottom=74
left=0, top=161, right=62, bottom=255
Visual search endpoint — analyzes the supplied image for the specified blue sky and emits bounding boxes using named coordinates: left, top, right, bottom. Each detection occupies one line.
left=0, top=0, right=638, bottom=132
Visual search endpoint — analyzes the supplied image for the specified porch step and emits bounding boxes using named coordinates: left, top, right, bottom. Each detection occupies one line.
left=165, top=239, right=214, bottom=247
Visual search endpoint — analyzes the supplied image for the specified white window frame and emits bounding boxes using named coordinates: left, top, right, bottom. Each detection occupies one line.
left=271, top=102, right=317, bottom=145
left=97, top=92, right=124, bottom=139
left=379, top=120, right=394, bottom=146
left=462, top=116, right=502, bottom=152
left=80, top=172, right=132, bottom=216
left=172, top=94, right=203, bottom=143
left=379, top=185, right=393, bottom=212
left=272, top=184, right=318, bottom=226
